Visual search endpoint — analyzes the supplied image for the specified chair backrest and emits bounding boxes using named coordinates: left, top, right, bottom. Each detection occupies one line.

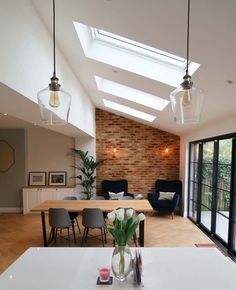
left=49, top=208, right=72, bottom=228
left=119, top=196, right=133, bottom=200
left=63, top=196, right=77, bottom=200
left=82, top=208, right=105, bottom=228
left=155, top=179, right=182, bottom=199
left=90, top=195, right=105, bottom=200
left=101, top=179, right=128, bottom=199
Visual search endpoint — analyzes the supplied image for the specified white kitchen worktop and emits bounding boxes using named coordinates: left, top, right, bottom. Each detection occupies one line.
left=0, top=247, right=235, bottom=290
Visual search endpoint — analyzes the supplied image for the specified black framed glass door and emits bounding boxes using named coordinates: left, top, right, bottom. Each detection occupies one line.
left=188, top=134, right=236, bottom=254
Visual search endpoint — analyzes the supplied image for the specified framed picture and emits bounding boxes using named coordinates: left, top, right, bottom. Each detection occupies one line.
left=28, top=172, right=46, bottom=186
left=48, top=171, right=67, bottom=186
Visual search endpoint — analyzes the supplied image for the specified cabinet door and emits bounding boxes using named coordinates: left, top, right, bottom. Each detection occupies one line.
left=52, top=188, right=75, bottom=200
left=22, top=188, right=42, bottom=214
left=41, top=188, right=56, bottom=201
left=41, top=188, right=76, bottom=200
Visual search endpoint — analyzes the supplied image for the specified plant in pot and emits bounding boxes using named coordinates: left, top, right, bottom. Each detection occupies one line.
left=73, top=149, right=104, bottom=200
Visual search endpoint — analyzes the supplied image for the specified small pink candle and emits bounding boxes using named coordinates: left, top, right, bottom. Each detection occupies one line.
left=99, top=267, right=110, bottom=281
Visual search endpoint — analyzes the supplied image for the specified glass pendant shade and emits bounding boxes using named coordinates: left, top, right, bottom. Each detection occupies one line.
left=170, top=0, right=204, bottom=124
left=37, top=85, right=71, bottom=125
left=170, top=84, right=204, bottom=124
left=37, top=0, right=72, bottom=125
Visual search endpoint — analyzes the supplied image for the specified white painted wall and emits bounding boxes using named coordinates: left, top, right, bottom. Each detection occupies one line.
left=0, top=0, right=95, bottom=137
left=26, top=126, right=75, bottom=186
left=180, top=114, right=236, bottom=216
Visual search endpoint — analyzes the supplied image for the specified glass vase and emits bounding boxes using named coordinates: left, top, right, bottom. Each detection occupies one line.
left=111, top=245, right=132, bottom=281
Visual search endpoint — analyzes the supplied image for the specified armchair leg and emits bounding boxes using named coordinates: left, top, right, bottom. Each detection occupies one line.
left=171, top=212, right=174, bottom=219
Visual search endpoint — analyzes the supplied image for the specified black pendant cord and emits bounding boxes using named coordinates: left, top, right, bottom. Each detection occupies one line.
left=186, top=0, right=190, bottom=76
left=53, top=0, right=56, bottom=77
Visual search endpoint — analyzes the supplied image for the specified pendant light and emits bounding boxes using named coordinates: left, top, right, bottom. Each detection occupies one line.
left=170, top=0, right=204, bottom=124
left=37, top=0, right=71, bottom=125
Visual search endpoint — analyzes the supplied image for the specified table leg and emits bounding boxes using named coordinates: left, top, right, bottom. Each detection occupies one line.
left=41, top=211, right=48, bottom=247
left=139, top=220, right=145, bottom=247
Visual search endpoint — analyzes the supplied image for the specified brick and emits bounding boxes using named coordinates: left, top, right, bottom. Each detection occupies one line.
left=96, top=109, right=180, bottom=195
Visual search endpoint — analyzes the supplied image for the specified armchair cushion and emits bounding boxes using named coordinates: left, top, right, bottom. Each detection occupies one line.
left=101, top=179, right=134, bottom=200
left=159, top=191, right=175, bottom=200
left=108, top=191, right=124, bottom=200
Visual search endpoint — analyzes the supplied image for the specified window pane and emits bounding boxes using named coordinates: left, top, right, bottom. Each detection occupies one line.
left=218, top=139, right=232, bottom=164
left=202, top=164, right=213, bottom=186
left=217, top=189, right=230, bottom=215
left=215, top=213, right=229, bottom=242
left=189, top=200, right=197, bottom=222
left=189, top=182, right=198, bottom=202
left=217, top=165, right=231, bottom=191
left=191, top=143, right=199, bottom=162
left=190, top=163, right=198, bottom=182
left=203, top=141, right=214, bottom=162
left=201, top=185, right=212, bottom=208
left=200, top=205, right=211, bottom=231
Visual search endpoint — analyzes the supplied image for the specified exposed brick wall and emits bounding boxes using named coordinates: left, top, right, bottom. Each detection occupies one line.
left=96, top=109, right=180, bottom=195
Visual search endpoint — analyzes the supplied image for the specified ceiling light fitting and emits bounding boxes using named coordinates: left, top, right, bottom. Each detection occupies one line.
left=170, top=0, right=204, bottom=124
left=37, top=0, right=71, bottom=125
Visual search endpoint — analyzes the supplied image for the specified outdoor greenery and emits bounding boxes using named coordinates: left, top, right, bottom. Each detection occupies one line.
left=73, top=149, right=104, bottom=199
left=201, top=139, right=232, bottom=211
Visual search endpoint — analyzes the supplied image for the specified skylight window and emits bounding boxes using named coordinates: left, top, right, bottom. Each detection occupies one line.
left=103, top=99, right=156, bottom=122
left=73, top=22, right=200, bottom=87
left=94, top=29, right=185, bottom=67
left=95, top=76, right=169, bottom=111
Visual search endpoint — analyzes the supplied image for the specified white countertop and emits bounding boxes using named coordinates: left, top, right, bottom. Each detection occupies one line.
left=0, top=247, right=235, bottom=290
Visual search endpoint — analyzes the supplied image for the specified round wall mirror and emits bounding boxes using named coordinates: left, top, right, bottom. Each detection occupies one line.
left=0, top=140, right=15, bottom=172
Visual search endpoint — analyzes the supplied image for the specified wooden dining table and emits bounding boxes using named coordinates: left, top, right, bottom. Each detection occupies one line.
left=31, top=199, right=153, bottom=247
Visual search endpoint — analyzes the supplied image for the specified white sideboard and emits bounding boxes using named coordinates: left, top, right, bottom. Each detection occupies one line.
left=22, top=187, right=77, bottom=214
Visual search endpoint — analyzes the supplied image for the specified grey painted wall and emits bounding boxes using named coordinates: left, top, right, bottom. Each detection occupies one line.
left=0, top=129, right=26, bottom=208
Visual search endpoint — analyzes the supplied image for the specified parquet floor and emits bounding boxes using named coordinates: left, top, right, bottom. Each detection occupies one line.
left=0, top=212, right=212, bottom=274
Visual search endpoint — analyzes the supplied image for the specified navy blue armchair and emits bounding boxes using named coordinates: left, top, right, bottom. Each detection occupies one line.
left=148, top=179, right=182, bottom=219
left=101, top=179, right=134, bottom=200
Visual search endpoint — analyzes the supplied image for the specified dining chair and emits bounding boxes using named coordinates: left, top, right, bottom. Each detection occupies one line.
left=90, top=195, right=105, bottom=200
left=81, top=208, right=107, bottom=247
left=119, top=196, right=133, bottom=200
left=63, top=196, right=81, bottom=233
left=48, top=208, right=76, bottom=246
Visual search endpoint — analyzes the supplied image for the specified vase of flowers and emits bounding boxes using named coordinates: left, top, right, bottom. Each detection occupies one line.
left=107, top=208, right=145, bottom=281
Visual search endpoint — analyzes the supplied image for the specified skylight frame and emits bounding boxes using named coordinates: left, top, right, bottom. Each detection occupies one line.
left=95, top=76, right=169, bottom=111
left=103, top=99, right=156, bottom=122
left=73, top=22, right=200, bottom=88
left=93, top=28, right=186, bottom=68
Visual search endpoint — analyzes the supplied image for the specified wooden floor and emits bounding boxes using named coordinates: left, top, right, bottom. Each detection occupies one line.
left=0, top=212, right=212, bottom=274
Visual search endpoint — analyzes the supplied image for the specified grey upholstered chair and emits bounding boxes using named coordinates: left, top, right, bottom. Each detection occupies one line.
left=90, top=195, right=105, bottom=200
left=63, top=196, right=81, bottom=233
left=119, top=196, right=133, bottom=200
left=81, top=208, right=107, bottom=247
left=48, top=208, right=76, bottom=246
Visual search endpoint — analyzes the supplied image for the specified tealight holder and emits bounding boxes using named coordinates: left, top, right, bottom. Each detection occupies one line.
left=97, top=267, right=113, bottom=285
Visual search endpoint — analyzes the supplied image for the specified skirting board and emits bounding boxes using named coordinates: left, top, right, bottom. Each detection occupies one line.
left=0, top=207, right=23, bottom=213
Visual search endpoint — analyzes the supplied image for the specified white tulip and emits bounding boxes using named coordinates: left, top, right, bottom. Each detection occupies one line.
left=137, top=213, right=145, bottom=221
left=107, top=211, right=116, bottom=223
left=116, top=211, right=125, bottom=221
left=115, top=208, right=125, bottom=216
left=126, top=208, right=134, bottom=219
